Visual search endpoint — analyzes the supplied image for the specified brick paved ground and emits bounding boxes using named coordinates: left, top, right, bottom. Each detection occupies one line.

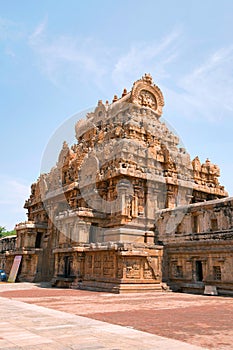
left=1, top=284, right=232, bottom=349
left=0, top=296, right=207, bottom=350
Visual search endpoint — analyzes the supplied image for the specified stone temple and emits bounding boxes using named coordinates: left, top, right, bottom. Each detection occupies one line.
left=1, top=74, right=233, bottom=295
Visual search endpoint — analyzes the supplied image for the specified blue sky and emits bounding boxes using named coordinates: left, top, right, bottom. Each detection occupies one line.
left=1, top=0, right=233, bottom=229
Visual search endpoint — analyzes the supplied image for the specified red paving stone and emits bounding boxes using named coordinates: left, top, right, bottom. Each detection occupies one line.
left=86, top=306, right=233, bottom=348
left=1, top=287, right=233, bottom=349
left=0, top=288, right=93, bottom=298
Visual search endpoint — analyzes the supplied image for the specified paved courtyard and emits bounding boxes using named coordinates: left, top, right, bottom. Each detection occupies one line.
left=0, top=283, right=232, bottom=349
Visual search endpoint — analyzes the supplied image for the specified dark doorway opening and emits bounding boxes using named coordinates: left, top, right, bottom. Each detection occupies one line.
left=64, top=256, right=71, bottom=277
left=196, top=260, right=203, bottom=281
left=35, top=232, right=43, bottom=248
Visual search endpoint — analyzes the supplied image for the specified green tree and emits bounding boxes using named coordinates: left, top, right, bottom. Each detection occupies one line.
left=0, top=226, right=6, bottom=236
left=0, top=226, right=16, bottom=238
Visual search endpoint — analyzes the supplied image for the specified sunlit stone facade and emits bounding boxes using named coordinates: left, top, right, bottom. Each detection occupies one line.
left=2, top=74, right=231, bottom=294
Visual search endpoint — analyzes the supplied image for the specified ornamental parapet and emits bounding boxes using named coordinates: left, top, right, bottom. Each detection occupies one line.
left=15, top=221, right=48, bottom=230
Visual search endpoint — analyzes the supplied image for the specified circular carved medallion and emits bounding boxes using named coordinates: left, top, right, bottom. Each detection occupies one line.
left=138, top=89, right=157, bottom=109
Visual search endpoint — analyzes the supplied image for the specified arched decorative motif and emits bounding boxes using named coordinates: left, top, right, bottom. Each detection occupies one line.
left=130, top=73, right=165, bottom=116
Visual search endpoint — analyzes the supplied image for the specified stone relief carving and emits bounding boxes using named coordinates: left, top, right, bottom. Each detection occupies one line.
left=138, top=89, right=157, bottom=109
left=143, top=261, right=153, bottom=279
left=130, top=74, right=165, bottom=116
left=125, top=260, right=141, bottom=279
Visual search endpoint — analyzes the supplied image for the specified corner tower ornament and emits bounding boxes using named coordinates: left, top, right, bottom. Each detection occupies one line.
left=130, top=73, right=165, bottom=116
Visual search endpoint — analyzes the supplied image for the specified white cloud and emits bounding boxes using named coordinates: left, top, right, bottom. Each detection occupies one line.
left=111, top=29, right=182, bottom=88
left=28, top=20, right=183, bottom=96
left=4, top=47, right=15, bottom=57
left=29, top=19, right=109, bottom=88
left=0, top=17, right=25, bottom=60
left=29, top=16, right=47, bottom=41
left=167, top=46, right=233, bottom=121
left=0, top=17, right=24, bottom=42
left=0, top=17, right=15, bottom=40
left=28, top=19, right=233, bottom=123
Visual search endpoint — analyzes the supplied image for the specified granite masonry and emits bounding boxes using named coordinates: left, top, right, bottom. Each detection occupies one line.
left=1, top=74, right=232, bottom=294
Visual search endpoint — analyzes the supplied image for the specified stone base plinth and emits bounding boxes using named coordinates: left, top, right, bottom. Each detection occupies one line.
left=53, top=242, right=164, bottom=293
left=78, top=281, right=163, bottom=293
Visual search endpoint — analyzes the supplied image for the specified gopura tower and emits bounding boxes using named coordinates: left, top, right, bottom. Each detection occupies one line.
left=13, top=74, right=227, bottom=292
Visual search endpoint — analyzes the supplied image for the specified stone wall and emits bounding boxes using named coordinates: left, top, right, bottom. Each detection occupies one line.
left=0, top=235, right=16, bottom=254
left=157, top=197, right=233, bottom=295
left=52, top=243, right=163, bottom=293
left=0, top=235, right=16, bottom=270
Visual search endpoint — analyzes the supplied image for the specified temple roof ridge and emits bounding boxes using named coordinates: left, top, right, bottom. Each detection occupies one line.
left=99, top=73, right=165, bottom=117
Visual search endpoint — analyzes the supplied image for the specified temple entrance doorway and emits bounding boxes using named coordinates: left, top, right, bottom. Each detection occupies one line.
left=196, top=260, right=203, bottom=282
